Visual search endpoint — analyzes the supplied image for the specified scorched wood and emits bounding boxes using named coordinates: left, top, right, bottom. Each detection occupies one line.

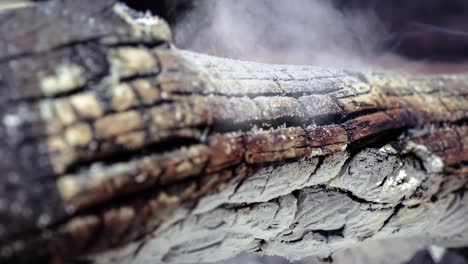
left=0, top=0, right=467, bottom=263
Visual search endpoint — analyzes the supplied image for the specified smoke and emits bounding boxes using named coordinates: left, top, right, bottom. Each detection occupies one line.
left=173, top=0, right=391, bottom=70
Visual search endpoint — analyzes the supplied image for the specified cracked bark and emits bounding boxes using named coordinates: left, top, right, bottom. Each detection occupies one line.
left=0, top=1, right=467, bottom=263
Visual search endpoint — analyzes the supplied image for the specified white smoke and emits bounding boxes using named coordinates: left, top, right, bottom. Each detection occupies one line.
left=174, top=0, right=391, bottom=70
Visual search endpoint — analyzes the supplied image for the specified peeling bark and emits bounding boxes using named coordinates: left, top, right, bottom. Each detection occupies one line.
left=0, top=1, right=467, bottom=263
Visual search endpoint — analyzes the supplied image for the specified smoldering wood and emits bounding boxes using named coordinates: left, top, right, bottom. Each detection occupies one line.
left=0, top=0, right=467, bottom=263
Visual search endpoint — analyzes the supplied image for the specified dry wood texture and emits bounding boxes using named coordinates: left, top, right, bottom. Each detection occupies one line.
left=0, top=1, right=467, bottom=263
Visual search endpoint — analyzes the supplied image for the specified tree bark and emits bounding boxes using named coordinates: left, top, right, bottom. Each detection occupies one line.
left=0, top=1, right=467, bottom=263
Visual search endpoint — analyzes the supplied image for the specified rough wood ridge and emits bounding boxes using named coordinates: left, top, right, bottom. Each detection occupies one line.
left=0, top=0, right=467, bottom=263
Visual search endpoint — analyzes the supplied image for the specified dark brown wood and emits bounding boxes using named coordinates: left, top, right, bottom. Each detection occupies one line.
left=0, top=1, right=467, bottom=263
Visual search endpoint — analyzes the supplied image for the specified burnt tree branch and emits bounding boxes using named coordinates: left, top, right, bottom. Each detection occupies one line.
left=0, top=1, right=467, bottom=263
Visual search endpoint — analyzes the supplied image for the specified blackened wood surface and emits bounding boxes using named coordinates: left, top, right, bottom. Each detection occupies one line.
left=0, top=1, right=467, bottom=263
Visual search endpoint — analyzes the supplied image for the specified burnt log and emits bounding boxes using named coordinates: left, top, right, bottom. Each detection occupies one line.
left=0, top=1, right=467, bottom=263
